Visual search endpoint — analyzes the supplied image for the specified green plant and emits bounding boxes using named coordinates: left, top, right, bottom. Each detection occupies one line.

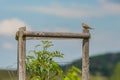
left=26, top=40, right=64, bottom=80
left=64, top=66, right=82, bottom=80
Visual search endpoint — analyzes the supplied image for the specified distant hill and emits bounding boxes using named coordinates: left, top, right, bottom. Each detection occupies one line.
left=1, top=52, right=120, bottom=79
left=61, top=52, right=120, bottom=77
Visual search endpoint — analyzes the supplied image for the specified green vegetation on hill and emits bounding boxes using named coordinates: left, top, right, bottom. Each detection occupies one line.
left=1, top=51, right=120, bottom=80
left=110, top=62, right=120, bottom=80
left=61, top=52, right=120, bottom=77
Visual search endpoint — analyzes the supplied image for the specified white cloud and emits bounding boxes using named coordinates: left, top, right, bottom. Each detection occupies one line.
left=0, top=18, right=31, bottom=36
left=22, top=5, right=91, bottom=18
left=2, top=42, right=14, bottom=50
left=20, top=0, right=120, bottom=18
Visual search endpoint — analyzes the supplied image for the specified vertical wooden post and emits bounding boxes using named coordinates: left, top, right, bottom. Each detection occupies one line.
left=18, top=27, right=26, bottom=80
left=82, top=29, right=89, bottom=80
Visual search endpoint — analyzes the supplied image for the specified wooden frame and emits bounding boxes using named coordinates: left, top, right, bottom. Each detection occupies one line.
left=16, top=27, right=91, bottom=80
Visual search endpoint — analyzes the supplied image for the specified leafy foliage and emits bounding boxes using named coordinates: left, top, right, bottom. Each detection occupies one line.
left=64, top=66, right=82, bottom=80
left=26, top=40, right=64, bottom=80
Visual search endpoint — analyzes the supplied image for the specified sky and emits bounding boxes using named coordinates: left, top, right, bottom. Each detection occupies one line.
left=0, top=0, right=120, bottom=69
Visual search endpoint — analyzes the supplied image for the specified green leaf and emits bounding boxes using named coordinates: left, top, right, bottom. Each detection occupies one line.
left=26, top=40, right=64, bottom=79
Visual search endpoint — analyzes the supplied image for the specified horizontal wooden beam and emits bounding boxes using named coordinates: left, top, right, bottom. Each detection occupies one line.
left=22, top=31, right=90, bottom=40
left=25, top=37, right=82, bottom=40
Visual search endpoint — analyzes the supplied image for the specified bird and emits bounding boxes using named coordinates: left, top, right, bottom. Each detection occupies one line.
left=82, top=23, right=93, bottom=29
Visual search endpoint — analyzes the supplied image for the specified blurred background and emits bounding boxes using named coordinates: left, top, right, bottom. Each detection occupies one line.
left=0, top=0, right=120, bottom=80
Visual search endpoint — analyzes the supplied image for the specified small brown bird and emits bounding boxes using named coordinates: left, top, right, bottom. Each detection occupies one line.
left=82, top=23, right=93, bottom=29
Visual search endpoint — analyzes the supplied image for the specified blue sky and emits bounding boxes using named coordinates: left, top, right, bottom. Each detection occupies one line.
left=0, top=0, right=120, bottom=69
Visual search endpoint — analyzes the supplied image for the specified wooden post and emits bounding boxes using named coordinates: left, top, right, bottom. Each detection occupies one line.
left=18, top=27, right=26, bottom=80
left=82, top=29, right=89, bottom=80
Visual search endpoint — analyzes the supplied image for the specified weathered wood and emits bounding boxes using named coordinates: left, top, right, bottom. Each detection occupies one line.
left=24, top=31, right=90, bottom=39
left=25, top=37, right=88, bottom=40
left=82, top=29, right=89, bottom=80
left=18, top=27, right=26, bottom=80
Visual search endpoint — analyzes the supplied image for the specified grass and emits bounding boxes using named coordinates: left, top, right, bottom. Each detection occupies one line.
left=0, top=69, right=17, bottom=80
left=90, top=74, right=108, bottom=80
left=0, top=69, right=109, bottom=80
